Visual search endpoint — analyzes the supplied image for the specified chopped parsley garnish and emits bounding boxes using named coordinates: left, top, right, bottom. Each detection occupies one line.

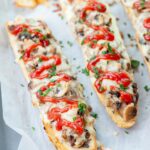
left=50, top=79, right=56, bottom=82
left=32, top=126, right=35, bottom=131
left=124, top=131, right=129, bottom=134
left=76, top=66, right=81, bottom=69
left=60, top=15, right=64, bottom=20
left=67, top=41, right=73, bottom=47
left=38, top=58, right=42, bottom=62
left=35, top=29, right=41, bottom=32
left=93, top=67, right=99, bottom=78
left=73, top=116, right=77, bottom=121
left=140, top=0, right=145, bottom=8
left=107, top=43, right=114, bottom=54
left=131, top=59, right=140, bottom=69
left=59, top=41, right=64, bottom=48
left=82, top=68, right=89, bottom=76
left=93, top=40, right=98, bottom=44
left=81, top=38, right=85, bottom=45
left=78, top=103, right=87, bottom=114
left=91, top=113, right=98, bottom=119
left=144, top=85, right=150, bottom=92
left=97, top=5, right=101, bottom=10
left=78, top=19, right=83, bottom=24
left=89, top=55, right=96, bottom=61
left=127, top=33, right=131, bottom=38
left=38, top=88, right=52, bottom=97
left=20, top=84, right=24, bottom=87
left=57, top=83, right=61, bottom=87
left=120, top=84, right=127, bottom=91
left=102, top=51, right=108, bottom=55
left=43, top=35, right=48, bottom=40
left=48, top=65, right=57, bottom=77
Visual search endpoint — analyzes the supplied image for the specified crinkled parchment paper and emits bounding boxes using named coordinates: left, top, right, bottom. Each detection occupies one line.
left=0, top=1, right=150, bottom=150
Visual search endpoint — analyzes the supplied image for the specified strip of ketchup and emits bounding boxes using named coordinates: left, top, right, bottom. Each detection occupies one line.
left=80, top=1, right=114, bottom=42
left=23, top=43, right=42, bottom=62
left=46, top=97, right=83, bottom=134
left=143, top=17, right=150, bottom=41
left=87, top=53, right=120, bottom=73
left=94, top=72, right=133, bottom=103
left=10, top=24, right=29, bottom=35
left=30, top=55, right=62, bottom=79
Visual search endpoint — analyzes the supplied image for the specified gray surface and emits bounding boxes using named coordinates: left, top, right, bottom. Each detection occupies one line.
left=0, top=84, right=21, bottom=150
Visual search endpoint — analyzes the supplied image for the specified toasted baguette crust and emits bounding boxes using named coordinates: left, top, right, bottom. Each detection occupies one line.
left=60, top=0, right=137, bottom=128
left=43, top=120, right=98, bottom=150
left=120, top=0, right=150, bottom=73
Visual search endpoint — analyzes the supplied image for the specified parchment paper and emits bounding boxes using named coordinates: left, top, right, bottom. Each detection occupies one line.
left=0, top=2, right=150, bottom=150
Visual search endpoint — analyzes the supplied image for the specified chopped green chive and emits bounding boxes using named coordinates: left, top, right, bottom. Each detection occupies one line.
left=67, top=41, right=73, bottom=47
left=131, top=59, right=140, bottom=69
left=82, top=68, right=89, bottom=76
left=120, top=84, right=128, bottom=91
left=73, top=116, right=77, bottom=121
left=144, top=85, right=150, bottom=92
left=91, top=113, right=98, bottom=119
left=78, top=103, right=87, bottom=114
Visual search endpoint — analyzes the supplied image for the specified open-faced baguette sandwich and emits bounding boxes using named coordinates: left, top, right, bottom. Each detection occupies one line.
left=120, top=0, right=150, bottom=73
left=15, top=0, right=47, bottom=8
left=6, top=16, right=102, bottom=150
left=59, top=0, right=139, bottom=128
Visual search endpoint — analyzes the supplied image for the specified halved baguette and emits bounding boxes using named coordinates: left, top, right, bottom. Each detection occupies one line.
left=59, top=0, right=139, bottom=128
left=120, top=0, right=150, bottom=73
left=6, top=16, right=101, bottom=150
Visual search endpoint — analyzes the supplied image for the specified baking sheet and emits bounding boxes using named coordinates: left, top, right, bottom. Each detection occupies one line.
left=0, top=1, right=150, bottom=150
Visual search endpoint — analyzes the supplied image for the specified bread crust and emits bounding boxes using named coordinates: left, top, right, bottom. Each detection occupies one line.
left=60, top=0, right=138, bottom=128
left=43, top=120, right=98, bottom=150
left=120, top=0, right=150, bottom=73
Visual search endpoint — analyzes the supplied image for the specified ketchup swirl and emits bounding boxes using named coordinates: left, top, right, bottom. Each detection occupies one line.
left=143, top=17, right=150, bottom=41
left=80, top=0, right=114, bottom=45
left=94, top=72, right=133, bottom=103
left=30, top=55, right=62, bottom=79
left=47, top=100, right=84, bottom=134
left=87, top=53, right=120, bottom=73
left=10, top=24, right=50, bottom=61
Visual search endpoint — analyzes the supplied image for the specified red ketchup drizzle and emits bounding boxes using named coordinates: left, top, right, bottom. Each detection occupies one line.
left=47, top=99, right=84, bottom=134
left=133, top=1, right=150, bottom=11
left=10, top=24, right=50, bottom=61
left=80, top=1, right=114, bottom=43
left=30, top=55, right=62, bottom=79
left=143, top=17, right=150, bottom=41
left=23, top=43, right=42, bottom=62
left=94, top=72, right=133, bottom=103
left=87, top=53, right=120, bottom=73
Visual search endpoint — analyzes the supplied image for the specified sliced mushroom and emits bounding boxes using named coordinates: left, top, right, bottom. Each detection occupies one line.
left=123, top=103, right=137, bottom=121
